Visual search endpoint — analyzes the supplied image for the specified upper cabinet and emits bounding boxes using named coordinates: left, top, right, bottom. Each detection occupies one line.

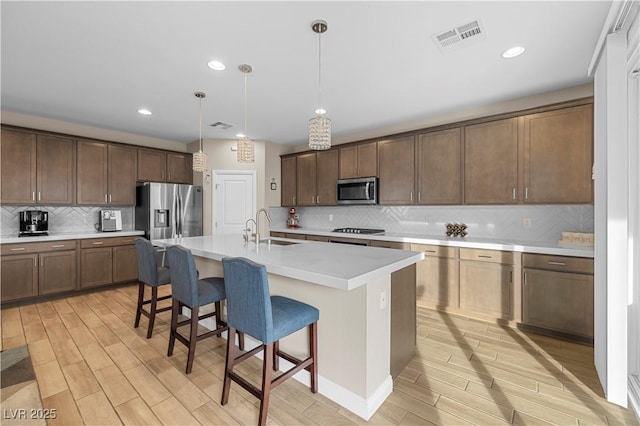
left=522, top=104, right=593, bottom=204
left=464, top=118, right=518, bottom=204
left=339, top=141, right=377, bottom=179
left=1, top=128, right=75, bottom=205
left=416, top=128, right=462, bottom=205
left=137, top=149, right=193, bottom=184
left=378, top=136, right=416, bottom=205
left=77, top=141, right=136, bottom=205
left=281, top=156, right=297, bottom=207
left=296, top=150, right=339, bottom=206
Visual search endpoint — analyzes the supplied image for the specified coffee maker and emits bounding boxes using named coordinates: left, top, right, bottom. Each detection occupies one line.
left=19, top=210, right=49, bottom=236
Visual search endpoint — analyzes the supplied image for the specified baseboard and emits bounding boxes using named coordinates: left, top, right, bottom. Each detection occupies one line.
left=629, top=374, right=640, bottom=422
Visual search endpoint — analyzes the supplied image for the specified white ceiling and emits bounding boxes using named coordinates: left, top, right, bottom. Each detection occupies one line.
left=1, top=1, right=610, bottom=146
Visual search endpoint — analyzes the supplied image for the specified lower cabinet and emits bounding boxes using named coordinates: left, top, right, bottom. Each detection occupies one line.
left=1, top=241, right=77, bottom=302
left=522, top=254, right=594, bottom=338
left=80, top=237, right=138, bottom=289
left=411, top=244, right=459, bottom=309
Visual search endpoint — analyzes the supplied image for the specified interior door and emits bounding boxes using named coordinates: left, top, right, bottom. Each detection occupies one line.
left=214, top=171, right=256, bottom=235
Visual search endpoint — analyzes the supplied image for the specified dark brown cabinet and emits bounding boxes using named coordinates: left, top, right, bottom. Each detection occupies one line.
left=522, top=104, right=593, bottom=203
left=281, top=156, right=297, bottom=207
left=0, top=240, right=77, bottom=303
left=77, top=141, right=136, bottom=205
left=411, top=244, right=459, bottom=309
left=80, top=237, right=138, bottom=289
left=378, top=136, right=416, bottom=205
left=522, top=254, right=593, bottom=338
left=137, top=149, right=192, bottom=184
left=339, top=142, right=377, bottom=179
left=167, top=153, right=193, bottom=184
left=296, top=150, right=339, bottom=206
left=464, top=118, right=518, bottom=204
left=416, top=128, right=462, bottom=205
left=1, top=129, right=75, bottom=205
left=296, top=153, right=317, bottom=206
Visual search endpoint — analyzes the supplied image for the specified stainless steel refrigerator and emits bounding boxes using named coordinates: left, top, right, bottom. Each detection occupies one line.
left=135, top=182, right=203, bottom=240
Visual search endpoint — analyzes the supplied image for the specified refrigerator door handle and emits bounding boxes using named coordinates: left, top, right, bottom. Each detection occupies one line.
left=177, top=190, right=183, bottom=238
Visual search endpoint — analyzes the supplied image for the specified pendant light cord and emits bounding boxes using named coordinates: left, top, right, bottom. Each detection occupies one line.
left=244, top=72, right=248, bottom=137
left=317, top=30, right=323, bottom=113
left=199, top=96, right=203, bottom=151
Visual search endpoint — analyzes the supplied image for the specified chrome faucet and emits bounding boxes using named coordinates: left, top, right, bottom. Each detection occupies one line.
left=255, top=208, right=272, bottom=245
left=244, top=218, right=257, bottom=244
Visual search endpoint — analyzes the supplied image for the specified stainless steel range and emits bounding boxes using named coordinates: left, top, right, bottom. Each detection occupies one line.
left=331, top=227, right=385, bottom=235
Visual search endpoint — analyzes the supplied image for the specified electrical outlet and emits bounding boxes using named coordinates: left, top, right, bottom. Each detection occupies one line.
left=523, top=218, right=532, bottom=228
left=379, top=290, right=387, bottom=310
left=329, top=214, right=333, bottom=222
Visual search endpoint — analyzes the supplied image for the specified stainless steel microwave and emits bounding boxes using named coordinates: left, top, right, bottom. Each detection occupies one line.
left=337, top=177, right=378, bottom=205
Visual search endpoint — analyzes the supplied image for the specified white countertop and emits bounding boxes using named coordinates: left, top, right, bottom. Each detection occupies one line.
left=271, top=227, right=594, bottom=258
left=153, top=234, right=424, bottom=291
left=0, top=230, right=145, bottom=244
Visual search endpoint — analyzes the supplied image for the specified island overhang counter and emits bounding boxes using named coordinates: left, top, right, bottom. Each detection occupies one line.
left=152, top=235, right=424, bottom=420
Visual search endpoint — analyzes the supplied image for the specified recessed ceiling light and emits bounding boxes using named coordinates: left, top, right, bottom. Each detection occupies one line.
left=501, top=46, right=525, bottom=59
left=315, top=108, right=326, bottom=115
left=235, top=132, right=246, bottom=138
left=138, top=108, right=152, bottom=115
left=208, top=60, right=226, bottom=71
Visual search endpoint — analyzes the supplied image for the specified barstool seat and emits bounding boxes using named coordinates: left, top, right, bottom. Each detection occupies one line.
left=134, top=238, right=172, bottom=339
left=221, top=257, right=319, bottom=426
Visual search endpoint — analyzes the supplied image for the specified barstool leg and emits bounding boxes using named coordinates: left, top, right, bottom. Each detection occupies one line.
left=259, top=343, right=274, bottom=426
left=167, top=299, right=179, bottom=357
left=134, top=282, right=144, bottom=328
left=214, top=301, right=222, bottom=333
left=273, top=340, right=279, bottom=371
left=147, top=286, right=158, bottom=339
left=185, top=306, right=199, bottom=374
left=310, top=322, right=318, bottom=393
left=221, top=327, right=236, bottom=405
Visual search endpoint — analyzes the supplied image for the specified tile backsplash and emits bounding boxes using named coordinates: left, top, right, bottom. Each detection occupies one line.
left=269, top=205, right=594, bottom=243
left=0, top=206, right=134, bottom=236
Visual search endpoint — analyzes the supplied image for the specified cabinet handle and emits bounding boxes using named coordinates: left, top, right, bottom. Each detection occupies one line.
left=548, top=261, right=566, bottom=266
left=32, top=192, right=36, bottom=201
left=418, top=192, right=421, bottom=202
left=424, top=250, right=436, bottom=253
left=123, top=239, right=133, bottom=243
left=51, top=244, right=65, bottom=248
left=410, top=192, right=413, bottom=201
left=478, top=255, right=493, bottom=259
left=92, top=242, right=104, bottom=245
left=109, top=194, right=112, bottom=203
left=10, top=247, right=26, bottom=251
left=293, top=196, right=296, bottom=205
left=34, top=258, right=37, bottom=270
left=38, top=192, right=41, bottom=201
left=525, top=187, right=529, bottom=200
left=104, top=194, right=108, bottom=203
left=316, top=195, right=319, bottom=204
left=512, top=188, right=516, bottom=200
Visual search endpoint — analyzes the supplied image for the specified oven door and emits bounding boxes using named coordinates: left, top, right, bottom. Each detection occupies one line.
left=337, top=177, right=378, bottom=205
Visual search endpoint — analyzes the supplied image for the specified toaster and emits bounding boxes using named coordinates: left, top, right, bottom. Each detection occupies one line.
left=100, top=210, right=122, bottom=232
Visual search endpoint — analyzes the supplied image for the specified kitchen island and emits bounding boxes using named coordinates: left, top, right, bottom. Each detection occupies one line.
left=153, top=234, right=423, bottom=420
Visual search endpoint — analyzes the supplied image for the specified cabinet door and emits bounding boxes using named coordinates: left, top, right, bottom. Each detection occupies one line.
left=1, top=254, right=38, bottom=301
left=296, top=153, right=317, bottom=206
left=39, top=251, right=76, bottom=295
left=523, top=104, right=593, bottom=203
left=417, top=128, right=462, bottom=205
left=281, top=157, right=297, bottom=206
left=1, top=129, right=36, bottom=204
left=459, top=261, right=513, bottom=320
left=77, top=141, right=108, bottom=205
left=357, top=142, right=378, bottom=178
left=113, top=245, right=138, bottom=283
left=37, top=135, right=75, bottom=204
left=464, top=118, right=518, bottom=204
left=137, top=149, right=166, bottom=182
left=339, top=145, right=358, bottom=179
left=378, top=136, right=415, bottom=205
left=415, top=256, right=459, bottom=308
left=166, top=153, right=193, bottom=184
left=80, top=247, right=112, bottom=288
left=316, top=150, right=338, bottom=205
left=108, top=145, right=136, bottom=205
left=523, top=268, right=593, bottom=337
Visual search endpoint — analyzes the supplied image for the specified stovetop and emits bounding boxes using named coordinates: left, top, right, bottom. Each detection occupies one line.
left=331, top=227, right=385, bottom=235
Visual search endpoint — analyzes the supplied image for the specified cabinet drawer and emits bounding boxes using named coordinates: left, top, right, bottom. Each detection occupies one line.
left=523, top=253, right=593, bottom=274
left=81, top=236, right=137, bottom=248
left=1, top=240, right=77, bottom=255
left=460, top=248, right=515, bottom=264
left=410, top=244, right=457, bottom=258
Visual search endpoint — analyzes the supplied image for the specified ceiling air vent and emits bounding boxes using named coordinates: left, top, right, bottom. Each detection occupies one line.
left=210, top=121, right=234, bottom=130
left=432, top=19, right=486, bottom=53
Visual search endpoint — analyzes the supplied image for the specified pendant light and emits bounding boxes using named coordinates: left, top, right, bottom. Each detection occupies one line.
left=192, top=91, right=208, bottom=172
left=237, top=64, right=255, bottom=163
left=308, top=19, right=331, bottom=150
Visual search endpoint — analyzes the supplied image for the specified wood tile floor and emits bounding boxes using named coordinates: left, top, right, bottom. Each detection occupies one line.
left=1, top=284, right=638, bottom=425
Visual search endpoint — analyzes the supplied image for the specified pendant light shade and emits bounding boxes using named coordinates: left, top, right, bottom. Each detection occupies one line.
left=192, top=91, right=208, bottom=172
left=308, top=19, right=331, bottom=150
left=237, top=64, right=256, bottom=163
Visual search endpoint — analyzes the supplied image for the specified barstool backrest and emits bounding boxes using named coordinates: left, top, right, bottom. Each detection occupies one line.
left=222, top=257, right=273, bottom=343
left=166, top=245, right=200, bottom=306
left=135, top=238, right=160, bottom=285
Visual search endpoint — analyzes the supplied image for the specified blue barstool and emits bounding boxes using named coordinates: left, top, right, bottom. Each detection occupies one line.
left=221, top=257, right=319, bottom=426
left=166, top=245, right=244, bottom=374
left=134, top=238, right=172, bottom=339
